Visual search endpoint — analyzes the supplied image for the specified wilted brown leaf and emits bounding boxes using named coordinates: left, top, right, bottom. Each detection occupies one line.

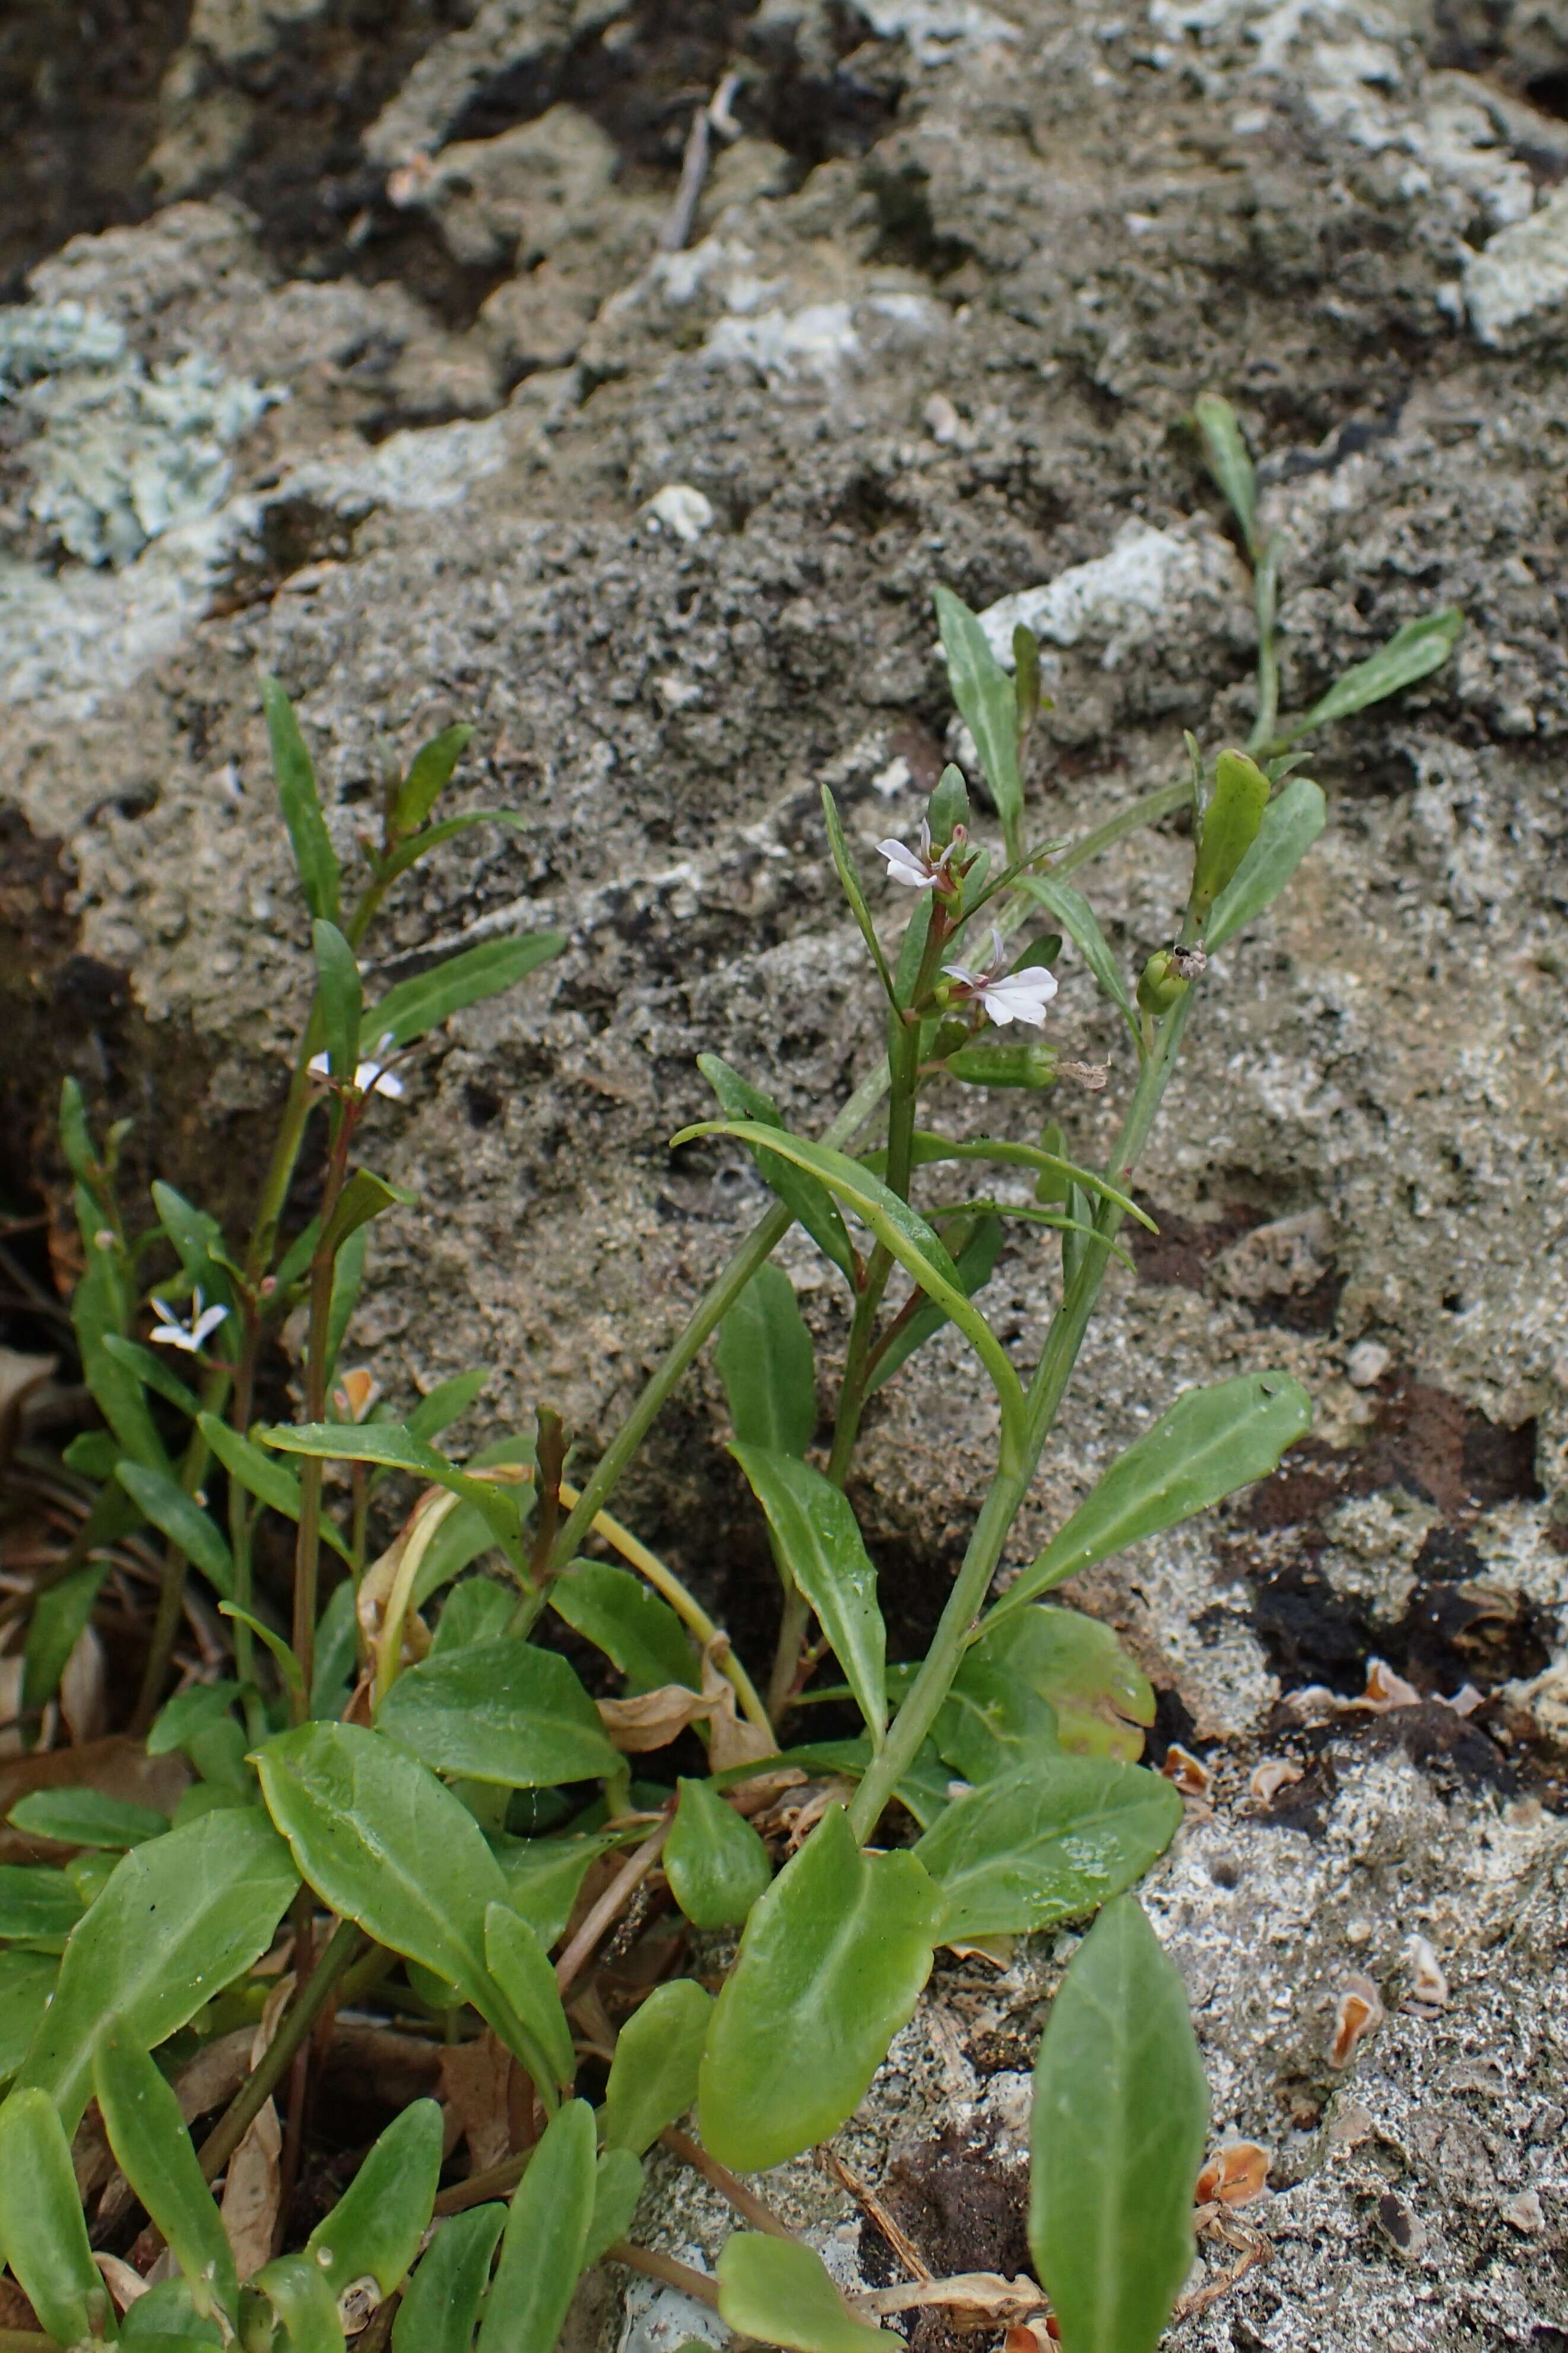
left=439, top=2029, right=515, bottom=2172
left=597, top=1684, right=712, bottom=1753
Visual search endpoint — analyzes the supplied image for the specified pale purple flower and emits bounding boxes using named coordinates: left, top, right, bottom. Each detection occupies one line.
left=943, top=926, right=1059, bottom=1029
left=307, top=1032, right=406, bottom=1099
left=876, top=818, right=965, bottom=893
left=150, top=1289, right=230, bottom=1354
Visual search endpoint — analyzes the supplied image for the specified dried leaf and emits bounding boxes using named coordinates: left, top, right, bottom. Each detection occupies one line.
left=1403, top=1936, right=1449, bottom=2016
left=597, top=1684, right=712, bottom=1753
left=1354, top=1659, right=1420, bottom=1712
left=438, top=2029, right=515, bottom=2173
left=1248, top=1759, right=1302, bottom=1803
left=1195, top=2144, right=1270, bottom=2209
left=221, top=2097, right=282, bottom=2280
left=1160, top=1744, right=1212, bottom=1799
left=701, top=1650, right=775, bottom=1773
left=1328, top=1974, right=1385, bottom=2069
left=172, top=2028, right=256, bottom=2124
left=93, top=2252, right=148, bottom=2313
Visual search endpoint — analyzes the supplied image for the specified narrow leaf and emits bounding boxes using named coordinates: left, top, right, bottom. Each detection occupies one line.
left=866, top=1215, right=1002, bottom=1397
left=8, top=1788, right=168, bottom=1849
left=483, top=1903, right=575, bottom=2101
left=731, top=1446, right=886, bottom=1742
left=196, top=1413, right=353, bottom=1561
left=95, top=2028, right=238, bottom=2327
left=392, top=2206, right=506, bottom=2353
left=1029, top=1896, right=1208, bottom=2353
left=601, top=1979, right=713, bottom=2156
left=1192, top=393, right=1258, bottom=552
left=393, top=722, right=475, bottom=834
left=990, top=1372, right=1312, bottom=1622
left=102, top=1332, right=200, bottom=1418
left=258, top=1422, right=523, bottom=1568
left=697, top=1056, right=857, bottom=1285
left=698, top=1805, right=943, bottom=2171
left=1021, top=876, right=1137, bottom=1036
left=935, top=585, right=1023, bottom=836
left=718, top=2234, right=900, bottom=2353
left=1204, top=777, right=1326, bottom=950
left=406, top=1366, right=490, bottom=1445
left=584, top=2148, right=645, bottom=2267
left=821, top=785, right=897, bottom=1002
left=914, top=1760, right=1182, bottom=1941
left=715, top=1264, right=816, bottom=1459
left=116, top=1460, right=234, bottom=1595
left=145, top=1682, right=242, bottom=1759
left=305, top=2099, right=443, bottom=2300
left=476, top=2099, right=596, bottom=2353
left=0, top=2088, right=116, bottom=2346
left=263, top=676, right=340, bottom=923
left=378, top=808, right=528, bottom=887
left=369, top=934, right=566, bottom=1048
left=1279, top=607, right=1463, bottom=742
left=1188, top=750, right=1269, bottom=927
left=0, top=1954, right=58, bottom=2084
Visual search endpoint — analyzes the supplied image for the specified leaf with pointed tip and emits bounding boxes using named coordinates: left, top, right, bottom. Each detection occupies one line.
left=1192, top=393, right=1258, bottom=553
left=393, top=723, right=476, bottom=834
left=319, top=1169, right=418, bottom=1264
left=257, top=1421, right=523, bottom=1568
left=369, top=934, right=566, bottom=1048
left=116, top=1460, right=234, bottom=1595
left=196, top=1413, right=353, bottom=1561
left=95, top=2028, right=238, bottom=2328
left=866, top=1215, right=1003, bottom=1398
left=1021, top=876, right=1137, bottom=1038
left=313, top=919, right=362, bottom=1084
left=1029, top=1896, right=1208, bottom=2353
left=406, top=1366, right=491, bottom=1445
left=102, top=1333, right=200, bottom=1418
left=696, top=1056, right=857, bottom=1286
left=821, top=785, right=897, bottom=1002
left=715, top=1264, right=816, bottom=1460
left=914, top=1760, right=1181, bottom=1941
left=263, top=676, right=340, bottom=924
left=1278, top=607, right=1462, bottom=744
left=935, top=586, right=1022, bottom=836
left=731, top=1446, right=886, bottom=1742
left=1204, top=777, right=1326, bottom=948
left=379, top=808, right=530, bottom=887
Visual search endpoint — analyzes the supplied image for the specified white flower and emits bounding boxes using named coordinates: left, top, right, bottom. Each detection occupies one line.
left=150, top=1289, right=230, bottom=1353
left=876, top=818, right=964, bottom=893
left=943, top=926, right=1059, bottom=1029
left=307, top=1032, right=406, bottom=1099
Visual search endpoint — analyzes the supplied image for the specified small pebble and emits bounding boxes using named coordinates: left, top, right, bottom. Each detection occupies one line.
left=1500, top=2187, right=1545, bottom=2235
left=1347, top=1340, right=1392, bottom=1387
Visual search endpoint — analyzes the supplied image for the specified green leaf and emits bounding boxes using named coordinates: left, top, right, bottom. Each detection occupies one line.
left=120, top=2278, right=229, bottom=2343
left=821, top=785, right=897, bottom=1003
left=970, top=1607, right=1155, bottom=1763
left=731, top=1446, right=886, bottom=1742
left=483, top=1903, right=575, bottom=2104
left=75, top=1248, right=169, bottom=1474
left=23, top=1555, right=113, bottom=1723
left=0, top=1954, right=58, bottom=2083
left=1204, top=777, right=1326, bottom=950
left=369, top=934, right=566, bottom=1048
left=1279, top=606, right=1463, bottom=743
left=601, top=1978, right=714, bottom=2156
left=0, top=1867, right=85, bottom=1940
left=699, top=1805, right=943, bottom=2171
left=1192, top=393, right=1258, bottom=553
left=146, top=1683, right=243, bottom=1759
left=59, top=1076, right=97, bottom=1187
left=319, top=1169, right=417, bottom=1264
left=696, top=1057, right=858, bottom=1286
left=115, top=1460, right=234, bottom=1596
left=935, top=585, right=1023, bottom=838
left=63, top=1428, right=119, bottom=1478
left=392, top=2206, right=506, bottom=2353
left=101, top=1333, right=200, bottom=1418
left=254, top=1722, right=537, bottom=2064
left=0, top=2086, right=117, bottom=2346
left=932, top=1658, right=1060, bottom=1784
left=584, top=2147, right=644, bottom=2267
left=312, top=1579, right=360, bottom=1717
left=490, top=1834, right=605, bottom=1949
left=306, top=2098, right=443, bottom=2300
left=671, top=1122, right=1024, bottom=1437
left=715, top=1264, right=816, bottom=1460
left=664, top=1779, right=772, bottom=1930
left=259, top=1421, right=524, bottom=1569
left=1029, top=1896, right=1208, bottom=2353
left=717, top=2234, right=901, bottom=2352
left=196, top=1415, right=352, bottom=1563
left=549, top=1563, right=699, bottom=1694
left=377, top=1639, right=621, bottom=1787
left=394, top=722, right=476, bottom=834
left=245, top=2251, right=346, bottom=2353
left=902, top=1132, right=1155, bottom=1229
left=94, top=2029, right=238, bottom=2328
left=914, top=1760, right=1182, bottom=1940
left=151, top=1183, right=233, bottom=1313
left=893, top=891, right=933, bottom=1009
left=323, top=1221, right=368, bottom=1391
left=476, top=2098, right=596, bottom=2353
left=990, top=1372, right=1312, bottom=1622
left=1021, top=877, right=1137, bottom=1037
left=406, top=1366, right=491, bottom=1446
left=433, top=1577, right=513, bottom=1655
left=927, top=763, right=970, bottom=845
left=866, top=1215, right=1003, bottom=1397
left=12, top=1808, right=295, bottom=2134
left=313, top=919, right=362, bottom=1088
left=8, top=1789, right=169, bottom=1849
left=263, top=676, right=341, bottom=924
left=379, top=809, right=530, bottom=887
left=1189, top=750, right=1271, bottom=927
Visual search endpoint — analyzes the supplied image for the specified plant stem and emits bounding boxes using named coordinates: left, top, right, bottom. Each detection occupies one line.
left=290, top=1109, right=354, bottom=1721
left=197, top=1917, right=361, bottom=2181
left=609, top=2244, right=720, bottom=2309
left=553, top=1820, right=669, bottom=1995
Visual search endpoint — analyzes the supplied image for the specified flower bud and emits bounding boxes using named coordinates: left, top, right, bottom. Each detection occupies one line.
left=926, top=763, right=970, bottom=849
left=1137, top=950, right=1190, bottom=1017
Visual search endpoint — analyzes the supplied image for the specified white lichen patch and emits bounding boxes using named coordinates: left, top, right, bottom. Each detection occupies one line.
left=1464, top=186, right=1568, bottom=346
left=977, top=520, right=1245, bottom=671
left=1316, top=1491, right=1442, bottom=1625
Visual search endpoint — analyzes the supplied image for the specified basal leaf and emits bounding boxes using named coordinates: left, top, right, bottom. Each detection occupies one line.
left=601, top=1978, right=713, bottom=2156
left=549, top=1561, right=699, bottom=1694
left=0, top=2087, right=116, bottom=2346
left=483, top=1903, right=575, bottom=2104
left=1279, top=606, right=1463, bottom=743
left=392, top=2206, right=506, bottom=2353
left=476, top=2099, right=596, bottom=2353
left=970, top=1607, right=1154, bottom=1763
left=1029, top=1896, right=1208, bottom=2353
left=369, top=934, right=566, bottom=1048
left=989, top=1372, right=1312, bottom=1621
left=664, top=1779, right=772, bottom=1930
left=914, top=1760, right=1181, bottom=1941
left=584, top=2147, right=644, bottom=2267
left=717, top=2235, right=899, bottom=2353
left=0, top=1867, right=85, bottom=1940
left=376, top=1639, right=621, bottom=1786
left=490, top=1834, right=606, bottom=1950
left=94, top=2028, right=237, bottom=2329
left=305, top=2098, right=444, bottom=2301
left=731, top=1446, right=886, bottom=1742
left=8, top=1788, right=168, bottom=1849
left=932, top=1657, right=1060, bottom=1784
left=0, top=1954, right=58, bottom=2084
left=715, top=1264, right=816, bottom=1460
left=698, top=1804, right=943, bottom=2171
left=116, top=1460, right=235, bottom=1595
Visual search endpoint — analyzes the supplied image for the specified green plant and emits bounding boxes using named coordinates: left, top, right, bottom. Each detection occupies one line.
left=0, top=397, right=1460, bottom=2353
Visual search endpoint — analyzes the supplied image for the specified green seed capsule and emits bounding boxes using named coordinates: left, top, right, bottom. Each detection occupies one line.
left=945, top=1040, right=1059, bottom=1088
left=1189, top=748, right=1270, bottom=925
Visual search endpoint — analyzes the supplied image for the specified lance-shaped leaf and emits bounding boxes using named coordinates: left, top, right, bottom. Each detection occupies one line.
left=672, top=1121, right=1025, bottom=1440
left=0, top=1954, right=58, bottom=2083
left=313, top=919, right=362, bottom=1084
left=1276, top=606, right=1463, bottom=744
left=601, top=1978, right=713, bottom=2155
left=1029, top=1896, right=1208, bottom=2353
left=664, top=1778, right=772, bottom=1930
left=305, top=2098, right=444, bottom=2302
left=376, top=1639, right=621, bottom=1786
left=12, top=1807, right=296, bottom=2132
left=263, top=676, right=340, bottom=923
left=102, top=1332, right=200, bottom=1418
left=822, top=785, right=897, bottom=1003
left=147, top=1681, right=243, bottom=1759
left=699, top=1804, right=943, bottom=2171
left=393, top=722, right=476, bottom=834
left=483, top=1903, right=575, bottom=2104
left=8, top=1788, right=168, bottom=1849
left=1021, top=876, right=1138, bottom=1038
left=379, top=808, right=531, bottom=887
left=866, top=1214, right=1003, bottom=1397
left=988, top=1371, right=1312, bottom=1625
left=319, top=1169, right=417, bottom=1264
left=914, top=1759, right=1181, bottom=1941
left=584, top=2148, right=645, bottom=2267
left=405, top=1365, right=491, bottom=1446
left=698, top=1055, right=857, bottom=1284
left=95, top=2028, right=238, bottom=2329
left=1192, top=393, right=1259, bottom=553
left=196, top=1413, right=353, bottom=1562
left=368, top=934, right=566, bottom=1048
left=116, top=1460, right=235, bottom=1596
left=549, top=1562, right=698, bottom=1693
left=731, top=1446, right=886, bottom=1742
left=151, top=1182, right=233, bottom=1313
left=392, top=2206, right=506, bottom=2353
left=970, top=1607, right=1155, bottom=1763
left=255, top=1723, right=536, bottom=2067
left=1204, top=777, right=1326, bottom=949
left=0, top=2088, right=118, bottom=2347
left=258, top=1421, right=524, bottom=1569
left=476, top=2098, right=597, bottom=2353
left=0, top=1867, right=85, bottom=1939
left=718, top=2234, right=901, bottom=2353
left=901, top=1133, right=1154, bottom=1228
left=936, top=586, right=1023, bottom=837
left=715, top=1264, right=816, bottom=1460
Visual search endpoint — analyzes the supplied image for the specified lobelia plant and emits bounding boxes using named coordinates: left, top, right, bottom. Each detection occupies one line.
left=0, top=396, right=1463, bottom=2353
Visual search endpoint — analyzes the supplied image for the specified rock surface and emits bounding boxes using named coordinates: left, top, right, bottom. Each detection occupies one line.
left=2, top=2, right=1566, bottom=2345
